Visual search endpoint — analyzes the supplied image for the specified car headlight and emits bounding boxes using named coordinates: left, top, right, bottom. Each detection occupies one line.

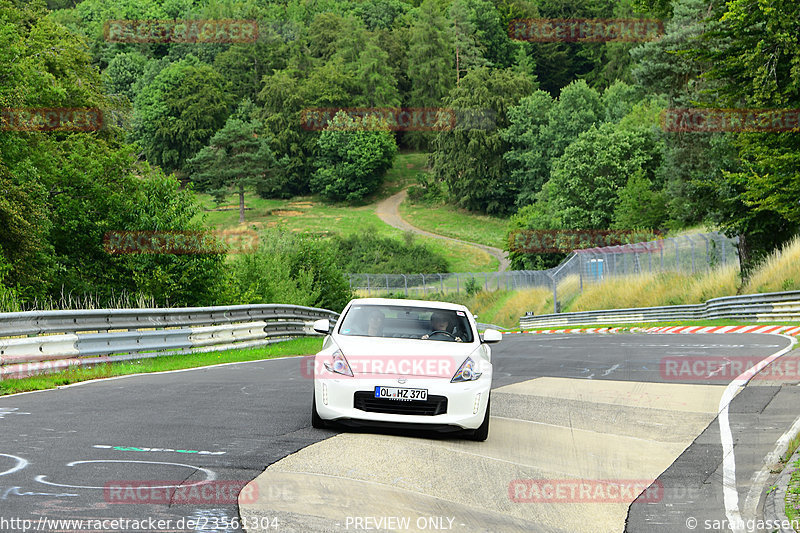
left=451, top=357, right=482, bottom=382
left=323, top=349, right=353, bottom=377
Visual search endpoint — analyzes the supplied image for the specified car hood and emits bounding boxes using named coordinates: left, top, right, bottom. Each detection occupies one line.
left=331, top=335, right=477, bottom=378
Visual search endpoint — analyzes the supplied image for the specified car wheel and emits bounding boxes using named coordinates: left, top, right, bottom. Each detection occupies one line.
left=469, top=395, right=490, bottom=441
left=311, top=392, right=327, bottom=429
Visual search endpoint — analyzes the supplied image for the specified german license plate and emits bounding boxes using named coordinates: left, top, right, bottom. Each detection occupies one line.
left=375, top=386, right=428, bottom=401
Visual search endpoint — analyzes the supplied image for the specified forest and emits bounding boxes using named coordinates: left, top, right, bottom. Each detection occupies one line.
left=0, top=0, right=798, bottom=311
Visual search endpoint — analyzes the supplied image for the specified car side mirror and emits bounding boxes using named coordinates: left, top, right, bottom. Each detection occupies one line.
left=312, top=319, right=330, bottom=335
left=481, top=329, right=502, bottom=343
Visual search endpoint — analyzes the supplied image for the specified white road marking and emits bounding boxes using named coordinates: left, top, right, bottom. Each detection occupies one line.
left=602, top=364, right=620, bottom=376
left=719, top=335, right=797, bottom=533
left=34, top=459, right=217, bottom=490
left=0, top=454, right=27, bottom=477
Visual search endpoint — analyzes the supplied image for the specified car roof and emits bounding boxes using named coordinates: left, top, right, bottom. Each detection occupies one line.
left=346, top=298, right=471, bottom=313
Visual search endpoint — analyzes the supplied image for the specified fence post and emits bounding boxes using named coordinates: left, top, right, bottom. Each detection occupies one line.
left=675, top=238, right=679, bottom=271
left=548, top=272, right=558, bottom=314
left=386, top=274, right=390, bottom=293
left=402, top=274, right=408, bottom=296
left=421, top=273, right=426, bottom=295
left=439, top=273, right=444, bottom=293
left=456, top=274, right=460, bottom=293
left=699, top=233, right=709, bottom=271
left=691, top=239, right=696, bottom=273
left=367, top=275, right=370, bottom=296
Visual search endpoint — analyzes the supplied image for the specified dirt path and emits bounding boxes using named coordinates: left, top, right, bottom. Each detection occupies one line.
left=375, top=189, right=511, bottom=272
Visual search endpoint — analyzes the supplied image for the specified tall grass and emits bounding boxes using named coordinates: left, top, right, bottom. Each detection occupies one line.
left=0, top=290, right=159, bottom=313
left=743, top=235, right=800, bottom=293
left=569, top=263, right=740, bottom=312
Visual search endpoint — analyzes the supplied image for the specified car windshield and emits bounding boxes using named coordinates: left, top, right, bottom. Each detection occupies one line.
left=338, top=305, right=474, bottom=343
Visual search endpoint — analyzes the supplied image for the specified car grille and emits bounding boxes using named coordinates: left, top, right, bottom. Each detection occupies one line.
left=353, top=391, right=448, bottom=416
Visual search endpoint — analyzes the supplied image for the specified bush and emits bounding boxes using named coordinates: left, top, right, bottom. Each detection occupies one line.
left=229, top=229, right=352, bottom=312
left=311, top=112, right=397, bottom=203
left=332, top=228, right=449, bottom=274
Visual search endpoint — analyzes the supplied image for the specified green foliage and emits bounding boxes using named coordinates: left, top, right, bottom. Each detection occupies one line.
left=133, top=57, right=232, bottom=173
left=691, top=0, right=800, bottom=269
left=332, top=228, right=449, bottom=274
left=464, top=276, right=481, bottom=296
left=405, top=0, right=454, bottom=149
left=501, top=90, right=554, bottom=206
left=229, top=229, right=352, bottom=312
left=430, top=67, right=534, bottom=215
left=613, top=170, right=669, bottom=230
left=187, top=109, right=276, bottom=223
left=311, top=112, right=398, bottom=203
left=102, top=51, right=147, bottom=101
left=548, top=122, right=661, bottom=229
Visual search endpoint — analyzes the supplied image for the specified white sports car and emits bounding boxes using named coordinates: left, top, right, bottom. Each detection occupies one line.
left=310, top=298, right=501, bottom=441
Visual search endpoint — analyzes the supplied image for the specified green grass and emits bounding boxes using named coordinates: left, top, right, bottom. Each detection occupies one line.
left=378, top=151, right=429, bottom=199
left=190, top=152, right=498, bottom=273
left=0, top=337, right=321, bottom=396
left=787, top=455, right=800, bottom=526
left=399, top=200, right=509, bottom=249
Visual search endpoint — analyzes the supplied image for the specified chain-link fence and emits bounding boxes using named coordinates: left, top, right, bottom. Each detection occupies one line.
left=346, top=232, right=740, bottom=311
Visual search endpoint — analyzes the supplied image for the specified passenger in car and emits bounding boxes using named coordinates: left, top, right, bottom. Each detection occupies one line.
left=365, top=309, right=385, bottom=337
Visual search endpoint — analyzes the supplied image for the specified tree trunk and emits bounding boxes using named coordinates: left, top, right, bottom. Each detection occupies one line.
left=238, top=182, right=245, bottom=223
left=737, top=232, right=751, bottom=283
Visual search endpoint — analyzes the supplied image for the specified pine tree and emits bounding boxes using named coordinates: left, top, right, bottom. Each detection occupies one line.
left=187, top=116, right=276, bottom=223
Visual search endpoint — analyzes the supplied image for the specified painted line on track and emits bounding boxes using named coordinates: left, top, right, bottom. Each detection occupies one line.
left=715, top=335, right=796, bottom=533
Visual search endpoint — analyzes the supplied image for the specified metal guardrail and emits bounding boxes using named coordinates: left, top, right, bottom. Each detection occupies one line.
left=520, top=290, right=800, bottom=328
left=0, top=305, right=339, bottom=380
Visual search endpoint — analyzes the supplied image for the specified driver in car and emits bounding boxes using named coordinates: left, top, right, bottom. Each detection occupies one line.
left=421, top=311, right=463, bottom=342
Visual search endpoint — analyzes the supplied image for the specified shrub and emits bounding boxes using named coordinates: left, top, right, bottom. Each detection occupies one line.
left=332, top=228, right=449, bottom=274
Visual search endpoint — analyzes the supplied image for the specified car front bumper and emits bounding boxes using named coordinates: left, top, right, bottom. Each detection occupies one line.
left=314, top=373, right=492, bottom=430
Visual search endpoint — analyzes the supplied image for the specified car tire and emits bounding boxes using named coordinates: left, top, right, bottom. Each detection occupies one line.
left=469, top=395, right=490, bottom=441
left=311, top=392, right=327, bottom=429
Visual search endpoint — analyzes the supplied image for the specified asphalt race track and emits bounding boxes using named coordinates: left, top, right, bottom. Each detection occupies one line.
left=0, top=333, right=798, bottom=533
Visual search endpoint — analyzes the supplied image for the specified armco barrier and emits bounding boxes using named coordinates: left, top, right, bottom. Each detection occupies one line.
left=520, top=290, right=800, bottom=328
left=0, top=305, right=339, bottom=380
